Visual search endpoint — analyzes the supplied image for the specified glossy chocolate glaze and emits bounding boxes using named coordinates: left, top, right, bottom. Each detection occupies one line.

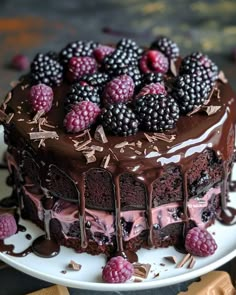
left=2, top=69, right=236, bottom=258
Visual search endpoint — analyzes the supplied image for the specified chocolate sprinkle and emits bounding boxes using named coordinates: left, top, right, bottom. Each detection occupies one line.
left=67, top=260, right=82, bottom=271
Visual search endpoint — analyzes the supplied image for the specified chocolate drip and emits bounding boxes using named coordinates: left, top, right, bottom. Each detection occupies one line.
left=31, top=194, right=60, bottom=258
left=77, top=175, right=87, bottom=249
left=0, top=240, right=32, bottom=257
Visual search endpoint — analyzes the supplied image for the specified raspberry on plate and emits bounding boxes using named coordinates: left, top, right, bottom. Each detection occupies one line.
left=103, top=75, right=135, bottom=104
left=102, top=256, right=134, bottom=283
left=139, top=50, right=169, bottom=74
left=29, top=84, right=54, bottom=113
left=11, top=54, right=30, bottom=71
left=0, top=214, right=17, bottom=240
left=67, top=56, right=97, bottom=82
left=185, top=227, right=217, bottom=257
left=64, top=101, right=100, bottom=133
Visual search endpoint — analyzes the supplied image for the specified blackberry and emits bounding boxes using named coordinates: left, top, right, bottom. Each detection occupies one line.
left=60, top=40, right=98, bottom=65
left=134, top=93, right=180, bottom=131
left=151, top=36, right=180, bottom=61
left=101, top=103, right=139, bottom=136
left=141, top=73, right=164, bottom=86
left=172, top=74, right=211, bottom=114
left=102, top=49, right=138, bottom=76
left=115, top=65, right=142, bottom=88
left=64, top=84, right=100, bottom=110
left=180, top=52, right=218, bottom=84
left=79, top=72, right=110, bottom=93
left=31, top=53, right=63, bottom=86
left=117, top=38, right=143, bottom=60
left=201, top=209, right=213, bottom=223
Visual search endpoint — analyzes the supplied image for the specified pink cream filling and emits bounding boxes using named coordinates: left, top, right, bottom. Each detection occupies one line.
left=22, top=184, right=220, bottom=244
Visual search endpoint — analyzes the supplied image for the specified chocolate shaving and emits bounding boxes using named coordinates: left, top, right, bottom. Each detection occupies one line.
left=160, top=263, right=165, bottom=266
left=38, top=139, right=46, bottom=148
left=136, top=140, right=142, bottom=148
left=153, top=133, right=176, bottom=143
left=153, top=273, right=160, bottom=278
left=82, top=150, right=96, bottom=164
left=94, top=125, right=108, bottom=143
left=33, top=110, right=45, bottom=122
left=29, top=131, right=59, bottom=140
left=75, top=139, right=92, bottom=151
left=176, top=253, right=191, bottom=268
left=170, top=59, right=177, bottom=77
left=218, top=70, right=228, bottom=84
left=67, top=260, right=82, bottom=271
left=108, top=148, right=118, bottom=161
left=5, top=113, right=14, bottom=124
left=187, top=256, right=196, bottom=269
left=0, top=109, right=8, bottom=122
left=133, top=263, right=151, bottom=279
left=186, top=105, right=202, bottom=116
left=120, top=148, right=124, bottom=153
left=2, top=92, right=12, bottom=110
left=114, top=141, right=129, bottom=148
left=90, top=145, right=103, bottom=152
left=201, top=105, right=221, bottom=116
left=100, top=154, right=110, bottom=168
left=133, top=278, right=143, bottom=283
left=17, top=118, right=24, bottom=122
left=164, top=256, right=177, bottom=264
left=135, top=150, right=142, bottom=155
left=21, top=84, right=29, bottom=90
left=144, top=133, right=154, bottom=142
left=153, top=146, right=159, bottom=152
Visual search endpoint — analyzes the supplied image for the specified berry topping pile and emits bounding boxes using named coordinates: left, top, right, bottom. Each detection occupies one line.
left=0, top=214, right=17, bottom=239
left=102, top=256, right=134, bottom=283
left=185, top=227, right=217, bottom=257
left=28, top=37, right=220, bottom=135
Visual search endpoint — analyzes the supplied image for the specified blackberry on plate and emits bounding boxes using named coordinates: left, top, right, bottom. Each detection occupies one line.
left=117, top=38, right=143, bottom=59
left=151, top=36, right=180, bottom=61
left=141, top=72, right=164, bottom=86
left=79, top=72, right=110, bottom=93
left=31, top=53, right=63, bottom=86
left=179, top=52, right=218, bottom=84
left=101, top=103, right=139, bottom=136
left=172, top=74, right=211, bottom=114
left=134, top=93, right=180, bottom=131
left=59, top=40, right=98, bottom=65
left=64, top=84, right=100, bottom=110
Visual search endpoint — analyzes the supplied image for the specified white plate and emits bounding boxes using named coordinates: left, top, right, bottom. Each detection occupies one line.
left=0, top=126, right=235, bottom=291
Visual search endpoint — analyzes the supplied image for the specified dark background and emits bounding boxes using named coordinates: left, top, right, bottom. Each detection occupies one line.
left=0, top=0, right=235, bottom=294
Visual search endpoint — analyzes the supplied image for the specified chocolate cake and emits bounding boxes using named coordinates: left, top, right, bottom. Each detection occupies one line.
left=1, top=37, right=236, bottom=260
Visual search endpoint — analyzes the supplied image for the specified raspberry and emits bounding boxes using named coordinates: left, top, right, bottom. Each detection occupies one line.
left=103, top=75, right=135, bottom=104
left=139, top=50, right=169, bottom=74
left=29, top=84, right=54, bottom=113
left=136, top=83, right=166, bottom=98
left=134, top=94, right=179, bottom=131
left=102, top=256, right=134, bottom=283
left=67, top=57, right=97, bottom=82
left=0, top=214, right=17, bottom=239
left=185, top=227, right=217, bottom=257
left=113, top=65, right=142, bottom=88
left=31, top=53, right=63, bottom=86
left=11, top=54, right=30, bottom=71
left=151, top=36, right=180, bottom=61
left=93, top=45, right=115, bottom=63
left=64, top=101, right=100, bottom=133
left=101, top=103, right=139, bottom=136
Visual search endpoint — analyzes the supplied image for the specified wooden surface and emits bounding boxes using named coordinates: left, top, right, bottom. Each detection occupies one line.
left=0, top=0, right=235, bottom=294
